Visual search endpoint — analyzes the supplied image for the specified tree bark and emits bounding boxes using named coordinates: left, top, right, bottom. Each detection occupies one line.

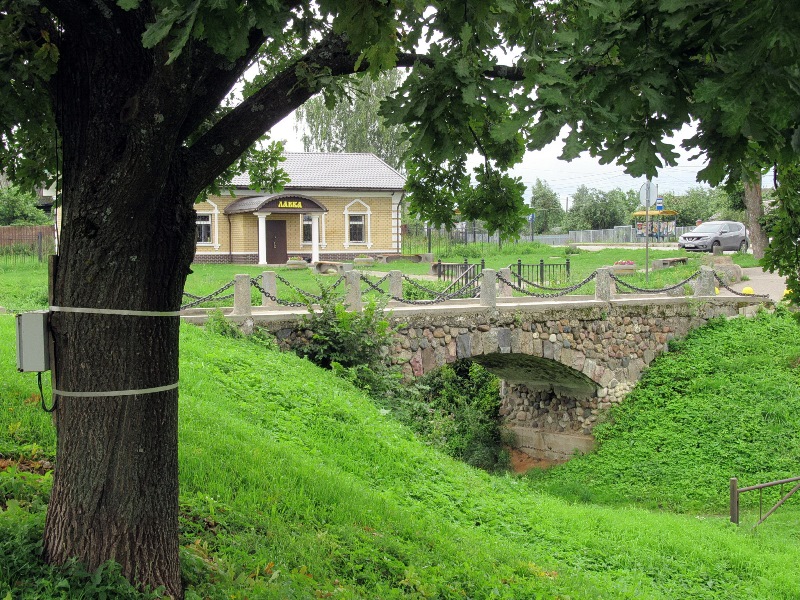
left=41, top=7, right=197, bottom=598
left=43, top=155, right=196, bottom=600
left=743, top=178, right=768, bottom=259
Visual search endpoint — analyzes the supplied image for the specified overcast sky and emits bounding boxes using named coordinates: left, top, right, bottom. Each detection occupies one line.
left=271, top=115, right=772, bottom=209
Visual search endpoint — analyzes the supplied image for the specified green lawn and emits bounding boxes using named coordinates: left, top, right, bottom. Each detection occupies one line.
left=0, top=244, right=760, bottom=312
left=2, top=304, right=800, bottom=598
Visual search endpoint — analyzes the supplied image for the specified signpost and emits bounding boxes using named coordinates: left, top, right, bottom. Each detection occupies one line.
left=639, top=181, right=658, bottom=283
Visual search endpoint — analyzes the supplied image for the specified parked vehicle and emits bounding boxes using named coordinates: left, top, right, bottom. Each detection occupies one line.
left=678, top=221, right=749, bottom=252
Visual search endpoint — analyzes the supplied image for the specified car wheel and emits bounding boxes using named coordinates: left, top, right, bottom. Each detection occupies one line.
left=739, top=240, right=748, bottom=252
left=711, top=240, right=721, bottom=252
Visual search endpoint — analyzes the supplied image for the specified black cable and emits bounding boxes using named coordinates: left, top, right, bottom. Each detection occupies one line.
left=38, top=372, right=57, bottom=413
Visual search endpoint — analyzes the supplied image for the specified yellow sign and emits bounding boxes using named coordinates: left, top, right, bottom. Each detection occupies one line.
left=277, top=200, right=303, bottom=209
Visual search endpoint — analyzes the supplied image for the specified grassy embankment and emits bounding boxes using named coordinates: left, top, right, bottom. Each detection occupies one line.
left=1, top=295, right=799, bottom=597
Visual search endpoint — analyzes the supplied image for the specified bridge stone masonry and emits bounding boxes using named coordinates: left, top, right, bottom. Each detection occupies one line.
left=181, top=266, right=771, bottom=462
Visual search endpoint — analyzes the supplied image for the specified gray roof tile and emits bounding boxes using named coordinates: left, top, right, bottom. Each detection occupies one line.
left=231, top=152, right=405, bottom=191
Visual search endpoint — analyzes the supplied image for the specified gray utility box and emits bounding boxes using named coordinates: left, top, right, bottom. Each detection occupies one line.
left=16, top=310, right=51, bottom=372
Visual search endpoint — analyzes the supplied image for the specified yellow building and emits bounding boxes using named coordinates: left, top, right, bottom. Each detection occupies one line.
left=193, top=152, right=406, bottom=264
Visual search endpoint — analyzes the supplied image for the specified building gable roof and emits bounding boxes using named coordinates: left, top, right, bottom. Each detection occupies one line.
left=231, top=152, right=406, bottom=192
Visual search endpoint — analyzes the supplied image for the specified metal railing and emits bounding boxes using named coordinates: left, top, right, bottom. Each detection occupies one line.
left=730, top=476, right=800, bottom=527
left=510, top=258, right=570, bottom=285
left=432, top=258, right=485, bottom=282
left=431, top=259, right=485, bottom=299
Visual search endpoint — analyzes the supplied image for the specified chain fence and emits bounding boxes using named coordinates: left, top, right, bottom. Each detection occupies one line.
left=250, top=278, right=307, bottom=307
left=497, top=271, right=598, bottom=298
left=610, top=270, right=702, bottom=294
left=179, top=267, right=770, bottom=311
left=180, top=281, right=235, bottom=309
left=713, top=272, right=770, bottom=298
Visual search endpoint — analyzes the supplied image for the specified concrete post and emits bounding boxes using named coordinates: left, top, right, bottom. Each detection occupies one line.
left=344, top=270, right=363, bottom=312
left=498, top=267, right=513, bottom=297
left=389, top=270, right=403, bottom=299
left=231, top=274, right=252, bottom=316
left=261, top=271, right=277, bottom=307
left=480, top=269, right=497, bottom=308
left=694, top=265, right=716, bottom=297
left=595, top=267, right=614, bottom=301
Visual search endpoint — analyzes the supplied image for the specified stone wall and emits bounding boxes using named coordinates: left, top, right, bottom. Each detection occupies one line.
left=380, top=298, right=744, bottom=459
left=501, top=380, right=635, bottom=436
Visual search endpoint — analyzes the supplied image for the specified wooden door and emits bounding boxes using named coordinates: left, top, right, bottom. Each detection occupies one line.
left=266, top=220, right=287, bottom=264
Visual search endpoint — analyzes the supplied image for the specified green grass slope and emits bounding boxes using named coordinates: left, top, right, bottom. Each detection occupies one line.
left=2, top=314, right=800, bottom=598
left=530, top=309, right=800, bottom=515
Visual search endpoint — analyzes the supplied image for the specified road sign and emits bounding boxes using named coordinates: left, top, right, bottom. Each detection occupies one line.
left=656, top=197, right=664, bottom=211
left=639, top=181, right=657, bottom=208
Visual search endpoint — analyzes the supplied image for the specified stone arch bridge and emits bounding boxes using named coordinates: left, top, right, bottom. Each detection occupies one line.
left=182, top=267, right=770, bottom=461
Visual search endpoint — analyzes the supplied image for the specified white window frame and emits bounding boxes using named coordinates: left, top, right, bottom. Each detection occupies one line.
left=343, top=199, right=371, bottom=249
left=196, top=213, right=213, bottom=246
left=300, top=213, right=327, bottom=247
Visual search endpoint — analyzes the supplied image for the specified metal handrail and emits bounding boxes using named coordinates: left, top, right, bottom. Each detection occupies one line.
left=730, top=476, right=800, bottom=527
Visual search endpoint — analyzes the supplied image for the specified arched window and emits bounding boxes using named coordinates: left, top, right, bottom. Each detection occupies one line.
left=343, top=199, right=371, bottom=249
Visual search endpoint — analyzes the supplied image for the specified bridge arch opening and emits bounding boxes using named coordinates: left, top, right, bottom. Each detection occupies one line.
left=470, top=353, right=600, bottom=463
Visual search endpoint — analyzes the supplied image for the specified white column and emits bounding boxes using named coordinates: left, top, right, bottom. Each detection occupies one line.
left=311, top=214, right=321, bottom=264
left=257, top=213, right=267, bottom=265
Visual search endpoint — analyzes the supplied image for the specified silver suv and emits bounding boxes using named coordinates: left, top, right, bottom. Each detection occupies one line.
left=678, top=221, right=749, bottom=252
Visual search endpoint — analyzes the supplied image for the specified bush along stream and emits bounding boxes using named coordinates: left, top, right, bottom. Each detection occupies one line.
left=294, top=286, right=509, bottom=472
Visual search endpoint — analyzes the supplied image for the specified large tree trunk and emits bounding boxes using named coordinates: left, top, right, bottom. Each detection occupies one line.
left=41, top=10, right=197, bottom=598
left=44, top=179, right=195, bottom=599
left=743, top=178, right=768, bottom=259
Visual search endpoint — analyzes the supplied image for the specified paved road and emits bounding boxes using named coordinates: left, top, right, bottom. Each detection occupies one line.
left=726, top=267, right=787, bottom=302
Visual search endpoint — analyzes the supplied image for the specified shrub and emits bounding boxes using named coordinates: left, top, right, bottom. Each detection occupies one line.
left=296, top=284, right=396, bottom=371
left=389, top=361, right=509, bottom=472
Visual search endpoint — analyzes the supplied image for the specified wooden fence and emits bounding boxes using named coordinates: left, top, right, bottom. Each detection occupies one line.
left=0, top=225, right=56, bottom=265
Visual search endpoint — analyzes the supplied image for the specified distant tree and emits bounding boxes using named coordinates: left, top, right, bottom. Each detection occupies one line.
left=663, top=188, right=719, bottom=227
left=295, top=71, right=409, bottom=172
left=529, top=179, right=564, bottom=233
left=0, top=186, right=51, bottom=226
left=564, top=185, right=630, bottom=230
left=741, top=178, right=769, bottom=258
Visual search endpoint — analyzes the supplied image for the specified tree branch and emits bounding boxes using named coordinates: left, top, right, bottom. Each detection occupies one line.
left=175, top=0, right=309, bottom=143
left=174, top=29, right=269, bottom=145
left=396, top=52, right=526, bottom=80
left=181, top=34, right=527, bottom=193
left=182, top=33, right=359, bottom=191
